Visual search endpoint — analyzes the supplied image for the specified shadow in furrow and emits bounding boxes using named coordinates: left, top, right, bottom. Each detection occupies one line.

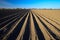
left=22, top=13, right=30, bottom=40
left=35, top=14, right=60, bottom=40
left=6, top=13, right=28, bottom=40
left=0, top=15, right=19, bottom=29
left=43, top=15, right=60, bottom=26
left=0, top=15, right=21, bottom=39
left=40, top=15, right=60, bottom=31
left=32, top=14, right=45, bottom=40
left=0, top=10, right=27, bottom=26
left=0, top=18, right=17, bottom=39
left=0, top=14, right=17, bottom=23
left=0, top=10, right=27, bottom=23
left=0, top=10, right=27, bottom=28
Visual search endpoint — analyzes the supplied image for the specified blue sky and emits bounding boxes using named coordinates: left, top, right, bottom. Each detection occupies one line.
left=0, top=0, right=60, bottom=9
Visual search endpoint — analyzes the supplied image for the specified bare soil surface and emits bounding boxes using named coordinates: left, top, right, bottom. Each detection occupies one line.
left=0, top=9, right=60, bottom=40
